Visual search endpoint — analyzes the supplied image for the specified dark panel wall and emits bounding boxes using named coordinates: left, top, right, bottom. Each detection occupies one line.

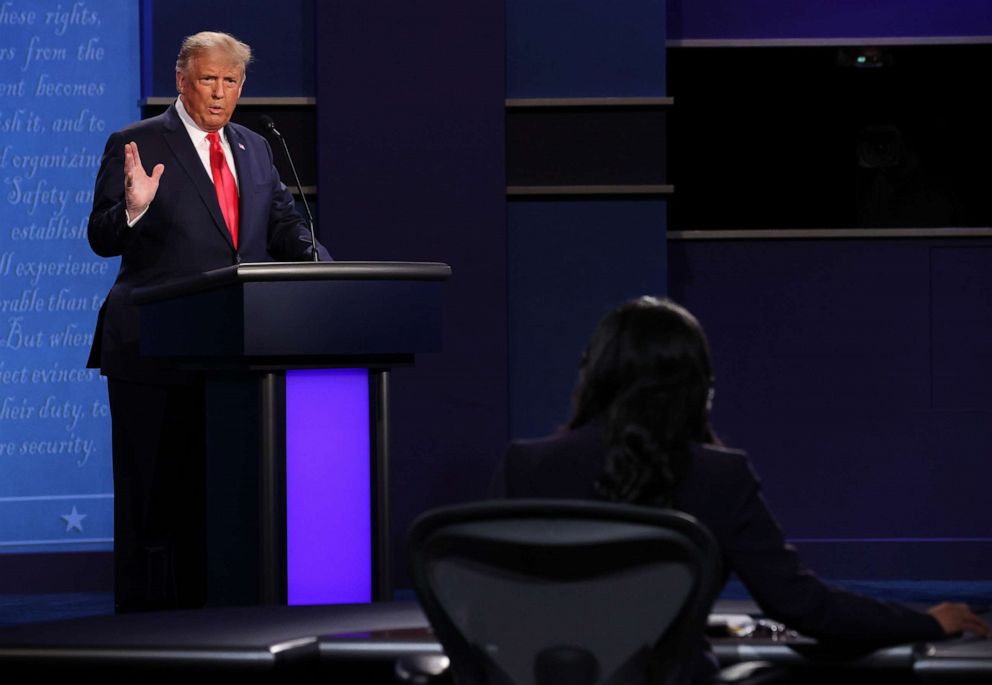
left=143, top=0, right=315, bottom=96
left=507, top=0, right=667, bottom=97
left=506, top=1, right=669, bottom=441
left=314, top=3, right=507, bottom=587
left=667, top=45, right=992, bottom=231
left=145, top=0, right=506, bottom=592
left=666, top=2, right=992, bottom=586
left=668, top=0, right=992, bottom=40
left=932, top=247, right=992, bottom=409
left=135, top=0, right=992, bottom=594
left=509, top=201, right=668, bottom=438
left=669, top=239, right=992, bottom=580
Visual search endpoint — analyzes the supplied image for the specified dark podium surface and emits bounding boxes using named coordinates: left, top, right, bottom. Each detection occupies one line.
left=133, top=262, right=451, bottom=607
left=0, top=601, right=989, bottom=681
left=133, top=261, right=450, bottom=363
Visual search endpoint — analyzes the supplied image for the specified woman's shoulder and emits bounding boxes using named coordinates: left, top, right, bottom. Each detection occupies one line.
left=691, top=442, right=753, bottom=475
left=500, top=423, right=606, bottom=498
left=674, top=443, right=762, bottom=530
left=680, top=442, right=762, bottom=502
left=507, top=422, right=605, bottom=461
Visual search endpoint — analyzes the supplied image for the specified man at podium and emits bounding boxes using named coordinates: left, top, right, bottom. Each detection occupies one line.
left=86, top=31, right=331, bottom=612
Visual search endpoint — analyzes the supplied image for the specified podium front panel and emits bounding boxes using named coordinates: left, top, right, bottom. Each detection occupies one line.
left=134, top=262, right=450, bottom=605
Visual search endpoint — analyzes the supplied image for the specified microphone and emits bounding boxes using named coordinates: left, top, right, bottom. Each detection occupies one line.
left=260, top=114, right=319, bottom=262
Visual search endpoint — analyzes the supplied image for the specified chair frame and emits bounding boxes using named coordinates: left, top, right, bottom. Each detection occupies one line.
left=407, top=499, right=723, bottom=685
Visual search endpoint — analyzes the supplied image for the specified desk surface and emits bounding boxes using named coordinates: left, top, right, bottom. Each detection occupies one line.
left=0, top=600, right=988, bottom=680
left=316, top=602, right=992, bottom=682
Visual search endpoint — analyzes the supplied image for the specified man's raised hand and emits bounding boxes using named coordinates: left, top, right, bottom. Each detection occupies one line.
left=124, top=141, right=164, bottom=220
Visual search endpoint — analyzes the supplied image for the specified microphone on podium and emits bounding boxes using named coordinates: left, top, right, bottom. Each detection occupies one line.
left=260, top=114, right=319, bottom=262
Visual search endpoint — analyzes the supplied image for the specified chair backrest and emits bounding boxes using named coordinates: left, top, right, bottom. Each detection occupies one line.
left=407, top=499, right=722, bottom=685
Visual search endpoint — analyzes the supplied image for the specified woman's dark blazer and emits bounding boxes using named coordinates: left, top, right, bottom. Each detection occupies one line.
left=491, top=422, right=944, bottom=645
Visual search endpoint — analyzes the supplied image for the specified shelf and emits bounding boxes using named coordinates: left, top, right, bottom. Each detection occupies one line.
left=668, top=36, right=992, bottom=48
left=140, top=96, right=316, bottom=107
left=506, top=96, right=673, bottom=108
left=669, top=228, right=992, bottom=240
left=507, top=185, right=674, bottom=197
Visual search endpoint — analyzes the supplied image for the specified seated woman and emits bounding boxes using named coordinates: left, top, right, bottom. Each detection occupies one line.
left=491, top=296, right=988, bottom=679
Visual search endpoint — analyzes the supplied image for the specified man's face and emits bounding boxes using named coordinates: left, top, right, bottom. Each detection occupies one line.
left=176, top=49, right=244, bottom=132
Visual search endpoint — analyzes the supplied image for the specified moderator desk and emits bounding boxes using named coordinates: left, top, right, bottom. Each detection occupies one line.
left=0, top=601, right=988, bottom=682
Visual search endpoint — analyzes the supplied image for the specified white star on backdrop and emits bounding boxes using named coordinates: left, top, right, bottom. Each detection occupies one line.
left=61, top=506, right=87, bottom=533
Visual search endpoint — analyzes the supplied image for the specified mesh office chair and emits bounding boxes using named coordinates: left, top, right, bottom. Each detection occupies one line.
left=407, top=499, right=723, bottom=685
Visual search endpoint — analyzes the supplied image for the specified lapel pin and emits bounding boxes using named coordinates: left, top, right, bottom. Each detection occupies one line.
left=238, top=143, right=246, bottom=150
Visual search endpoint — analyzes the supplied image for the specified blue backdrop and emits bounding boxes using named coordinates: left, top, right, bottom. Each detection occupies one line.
left=0, top=0, right=139, bottom=555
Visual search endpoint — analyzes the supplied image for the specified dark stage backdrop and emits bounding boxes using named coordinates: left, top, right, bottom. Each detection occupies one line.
left=7, top=0, right=990, bottom=597
left=142, top=0, right=315, bottom=96
left=314, top=2, right=508, bottom=587
left=506, top=0, right=670, bottom=441
left=667, top=0, right=992, bottom=41
left=147, top=0, right=989, bottom=594
left=669, top=240, right=992, bottom=580
left=664, top=0, right=992, bottom=585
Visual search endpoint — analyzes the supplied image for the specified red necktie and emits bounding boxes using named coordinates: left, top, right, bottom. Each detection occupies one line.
left=207, top=131, right=239, bottom=248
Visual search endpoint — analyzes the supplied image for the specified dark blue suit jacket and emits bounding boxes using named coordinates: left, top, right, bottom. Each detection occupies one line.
left=492, top=422, right=944, bottom=646
left=87, top=104, right=331, bottom=382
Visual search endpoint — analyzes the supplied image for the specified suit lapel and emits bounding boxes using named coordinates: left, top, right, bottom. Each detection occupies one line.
left=226, top=125, right=251, bottom=230
left=161, top=106, right=235, bottom=251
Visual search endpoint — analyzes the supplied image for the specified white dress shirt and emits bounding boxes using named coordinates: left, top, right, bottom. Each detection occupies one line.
left=174, top=95, right=240, bottom=188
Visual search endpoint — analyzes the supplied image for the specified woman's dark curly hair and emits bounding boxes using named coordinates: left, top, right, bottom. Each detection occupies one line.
left=569, top=297, right=717, bottom=506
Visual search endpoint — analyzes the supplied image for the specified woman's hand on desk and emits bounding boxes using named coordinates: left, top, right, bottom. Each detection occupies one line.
left=928, top=602, right=991, bottom=637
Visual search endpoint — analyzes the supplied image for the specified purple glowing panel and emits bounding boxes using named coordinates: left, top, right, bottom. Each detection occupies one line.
left=286, top=368, right=371, bottom=605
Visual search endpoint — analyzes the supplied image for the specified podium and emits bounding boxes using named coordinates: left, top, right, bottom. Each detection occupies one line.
left=132, top=261, right=450, bottom=606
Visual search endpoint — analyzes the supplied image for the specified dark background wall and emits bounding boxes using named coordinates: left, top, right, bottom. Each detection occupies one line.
left=669, top=240, right=992, bottom=580
left=664, top=1, right=992, bottom=582
left=143, top=0, right=509, bottom=590
left=667, top=0, right=992, bottom=40
left=667, top=45, right=992, bottom=231
left=507, top=0, right=667, bottom=97
left=505, top=0, right=670, bottom=440
left=142, top=0, right=316, bottom=96
left=313, top=2, right=507, bottom=585
left=508, top=200, right=668, bottom=438
left=10, top=0, right=991, bottom=595
left=143, top=0, right=670, bottom=590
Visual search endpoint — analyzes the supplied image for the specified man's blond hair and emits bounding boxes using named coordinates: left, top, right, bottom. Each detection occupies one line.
left=176, top=31, right=252, bottom=77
